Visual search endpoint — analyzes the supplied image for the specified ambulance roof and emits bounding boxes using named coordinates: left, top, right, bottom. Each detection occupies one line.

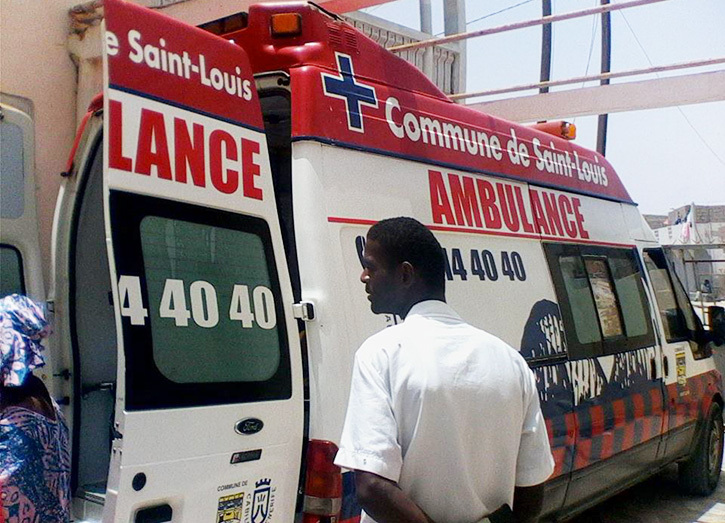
left=224, top=2, right=633, bottom=204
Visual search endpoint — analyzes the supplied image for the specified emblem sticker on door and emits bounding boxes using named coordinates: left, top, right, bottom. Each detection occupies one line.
left=676, top=351, right=688, bottom=397
left=245, top=478, right=275, bottom=523
left=235, top=417, right=264, bottom=435
left=216, top=492, right=244, bottom=523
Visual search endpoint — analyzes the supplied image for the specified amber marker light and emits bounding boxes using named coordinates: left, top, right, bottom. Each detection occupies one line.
left=531, top=120, right=577, bottom=141
left=271, top=13, right=302, bottom=37
left=561, top=121, right=577, bottom=140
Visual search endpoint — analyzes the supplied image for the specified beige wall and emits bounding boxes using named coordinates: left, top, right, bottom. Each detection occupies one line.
left=1, top=0, right=80, bottom=284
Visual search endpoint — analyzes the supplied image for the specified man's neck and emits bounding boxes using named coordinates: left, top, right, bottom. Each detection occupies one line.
left=398, top=292, right=446, bottom=319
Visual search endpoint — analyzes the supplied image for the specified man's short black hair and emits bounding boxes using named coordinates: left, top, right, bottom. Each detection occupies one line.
left=367, top=217, right=445, bottom=292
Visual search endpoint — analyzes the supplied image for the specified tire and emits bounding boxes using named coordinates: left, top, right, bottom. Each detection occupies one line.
left=678, top=401, right=724, bottom=495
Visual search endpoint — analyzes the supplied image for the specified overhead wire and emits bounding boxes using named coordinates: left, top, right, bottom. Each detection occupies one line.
left=619, top=10, right=725, bottom=168
left=434, top=0, right=536, bottom=36
left=582, top=1, right=599, bottom=83
left=466, top=0, right=536, bottom=28
left=573, top=0, right=600, bottom=126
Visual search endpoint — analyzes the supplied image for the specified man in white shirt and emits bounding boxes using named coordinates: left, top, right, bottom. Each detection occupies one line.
left=334, top=217, right=554, bottom=523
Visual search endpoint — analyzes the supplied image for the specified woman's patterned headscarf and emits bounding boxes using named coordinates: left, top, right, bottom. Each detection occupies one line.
left=0, top=294, right=51, bottom=386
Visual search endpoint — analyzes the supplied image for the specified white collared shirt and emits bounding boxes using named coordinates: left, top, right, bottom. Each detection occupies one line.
left=335, top=300, right=554, bottom=523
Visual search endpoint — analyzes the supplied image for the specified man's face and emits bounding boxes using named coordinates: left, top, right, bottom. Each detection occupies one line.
left=360, top=238, right=402, bottom=315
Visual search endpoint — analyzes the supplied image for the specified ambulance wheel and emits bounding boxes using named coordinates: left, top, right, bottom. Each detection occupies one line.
left=678, top=401, right=723, bottom=495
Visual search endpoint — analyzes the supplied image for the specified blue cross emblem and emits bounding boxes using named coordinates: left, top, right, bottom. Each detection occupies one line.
left=322, top=53, right=378, bottom=133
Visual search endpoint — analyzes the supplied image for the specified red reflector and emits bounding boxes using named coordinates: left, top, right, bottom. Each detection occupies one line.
left=303, top=439, right=343, bottom=518
left=305, top=439, right=342, bottom=497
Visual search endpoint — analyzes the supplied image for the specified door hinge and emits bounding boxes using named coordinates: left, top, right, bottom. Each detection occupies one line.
left=112, top=422, right=123, bottom=440
left=53, top=368, right=71, bottom=381
left=292, top=301, right=316, bottom=322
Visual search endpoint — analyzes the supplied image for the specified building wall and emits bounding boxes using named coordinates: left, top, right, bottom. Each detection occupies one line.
left=653, top=222, right=725, bottom=246
left=644, top=214, right=667, bottom=230
left=1, top=0, right=80, bottom=283
left=666, top=246, right=725, bottom=300
left=668, top=205, right=725, bottom=225
left=651, top=206, right=725, bottom=299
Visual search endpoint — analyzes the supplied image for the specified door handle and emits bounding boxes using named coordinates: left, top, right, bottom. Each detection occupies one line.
left=650, top=357, right=657, bottom=380
left=663, top=355, right=669, bottom=377
left=135, top=504, right=172, bottom=523
left=81, top=381, right=115, bottom=398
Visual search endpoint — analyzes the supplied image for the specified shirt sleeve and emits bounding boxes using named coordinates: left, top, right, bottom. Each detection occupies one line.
left=334, top=343, right=403, bottom=482
left=515, top=367, right=555, bottom=487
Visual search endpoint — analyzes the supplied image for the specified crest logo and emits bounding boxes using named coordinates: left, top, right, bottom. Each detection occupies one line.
left=322, top=52, right=378, bottom=133
left=216, top=492, right=244, bottom=523
left=251, top=478, right=272, bottom=523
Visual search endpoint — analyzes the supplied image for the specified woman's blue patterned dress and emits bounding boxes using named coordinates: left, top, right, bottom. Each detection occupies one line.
left=1, top=403, right=71, bottom=523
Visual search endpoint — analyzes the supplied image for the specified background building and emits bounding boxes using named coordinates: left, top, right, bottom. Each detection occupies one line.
left=645, top=204, right=725, bottom=303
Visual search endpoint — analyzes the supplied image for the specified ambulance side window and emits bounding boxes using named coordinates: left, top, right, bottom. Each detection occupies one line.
left=559, top=254, right=601, bottom=347
left=607, top=252, right=651, bottom=340
left=0, top=245, right=25, bottom=297
left=111, top=191, right=291, bottom=410
left=642, top=249, right=699, bottom=342
left=583, top=257, right=625, bottom=339
left=545, top=244, right=654, bottom=359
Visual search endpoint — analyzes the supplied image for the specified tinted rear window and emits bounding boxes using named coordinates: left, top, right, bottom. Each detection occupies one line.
left=139, top=216, right=281, bottom=384
left=110, top=191, right=291, bottom=410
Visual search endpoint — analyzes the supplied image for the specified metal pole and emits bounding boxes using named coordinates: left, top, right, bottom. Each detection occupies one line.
left=419, top=0, right=434, bottom=80
left=390, top=0, right=669, bottom=52
left=596, top=0, right=611, bottom=155
left=443, top=0, right=467, bottom=94
left=540, top=0, right=552, bottom=95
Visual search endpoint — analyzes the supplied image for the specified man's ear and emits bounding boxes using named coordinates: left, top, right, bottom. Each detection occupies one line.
left=399, top=261, right=415, bottom=287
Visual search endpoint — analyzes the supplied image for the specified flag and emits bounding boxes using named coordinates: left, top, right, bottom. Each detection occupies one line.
left=678, top=204, right=694, bottom=243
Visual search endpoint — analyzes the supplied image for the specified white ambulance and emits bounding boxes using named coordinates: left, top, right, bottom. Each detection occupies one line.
left=7, top=0, right=722, bottom=522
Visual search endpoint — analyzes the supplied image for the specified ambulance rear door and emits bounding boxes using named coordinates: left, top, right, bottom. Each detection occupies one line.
left=101, top=1, right=303, bottom=521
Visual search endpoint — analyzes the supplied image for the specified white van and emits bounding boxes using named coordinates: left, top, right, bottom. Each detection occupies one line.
left=0, top=94, right=45, bottom=306
left=38, top=1, right=725, bottom=522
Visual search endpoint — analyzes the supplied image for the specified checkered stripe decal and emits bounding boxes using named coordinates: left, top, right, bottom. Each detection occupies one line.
left=546, top=369, right=722, bottom=478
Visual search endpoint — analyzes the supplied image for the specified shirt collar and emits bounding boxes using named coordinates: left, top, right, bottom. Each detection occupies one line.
left=405, top=300, right=462, bottom=322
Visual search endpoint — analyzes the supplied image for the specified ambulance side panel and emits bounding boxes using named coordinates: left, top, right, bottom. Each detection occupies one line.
left=291, top=141, right=576, bottom=516
left=538, top=195, right=666, bottom=512
left=287, top=45, right=721, bottom=520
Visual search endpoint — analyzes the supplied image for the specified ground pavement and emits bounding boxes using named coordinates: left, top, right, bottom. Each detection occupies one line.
left=567, top=457, right=725, bottom=522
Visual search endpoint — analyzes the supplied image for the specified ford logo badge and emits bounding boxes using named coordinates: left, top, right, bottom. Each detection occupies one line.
left=235, top=418, right=264, bottom=435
